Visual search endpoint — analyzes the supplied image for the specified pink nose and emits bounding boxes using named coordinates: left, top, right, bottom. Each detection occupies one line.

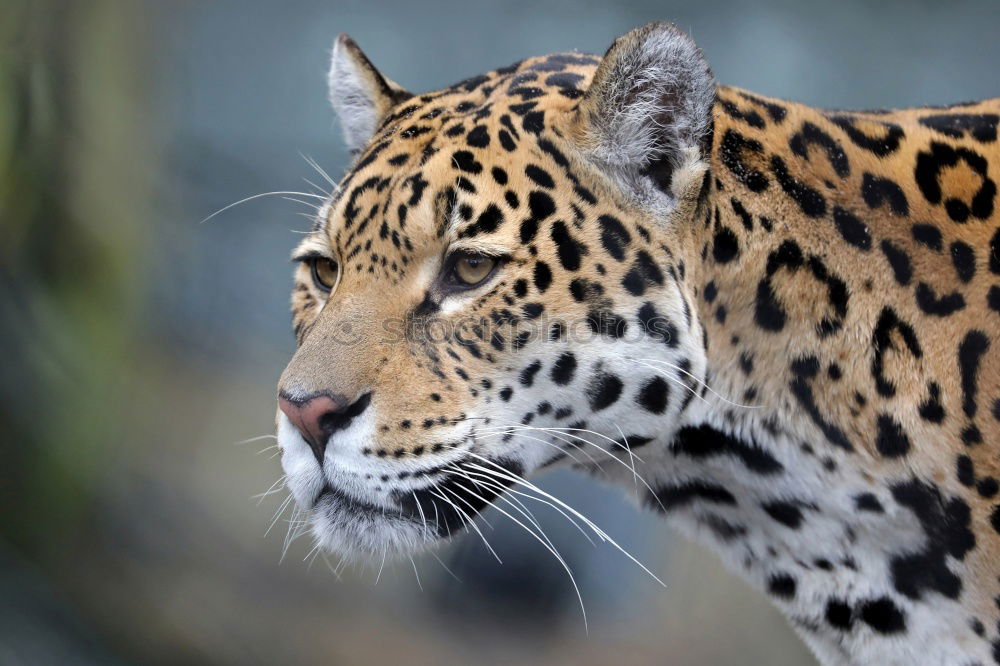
left=278, top=393, right=346, bottom=463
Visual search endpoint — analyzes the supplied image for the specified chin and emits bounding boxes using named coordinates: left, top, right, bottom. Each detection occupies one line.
left=277, top=414, right=521, bottom=561
left=308, top=485, right=436, bottom=560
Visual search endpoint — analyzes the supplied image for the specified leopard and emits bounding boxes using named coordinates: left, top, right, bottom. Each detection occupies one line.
left=273, top=22, right=1000, bottom=665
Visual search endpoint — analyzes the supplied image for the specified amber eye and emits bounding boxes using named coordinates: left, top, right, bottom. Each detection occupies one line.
left=309, top=257, right=339, bottom=293
left=451, top=252, right=498, bottom=287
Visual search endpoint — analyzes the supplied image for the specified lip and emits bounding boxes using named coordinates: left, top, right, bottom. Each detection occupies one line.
left=310, top=455, right=522, bottom=548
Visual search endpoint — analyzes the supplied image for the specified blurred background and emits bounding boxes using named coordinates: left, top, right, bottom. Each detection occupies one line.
left=2, top=1, right=999, bottom=664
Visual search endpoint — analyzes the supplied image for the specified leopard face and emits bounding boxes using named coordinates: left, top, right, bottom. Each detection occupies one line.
left=276, top=25, right=714, bottom=558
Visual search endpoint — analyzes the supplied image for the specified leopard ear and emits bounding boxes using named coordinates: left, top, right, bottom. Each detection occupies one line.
left=328, top=34, right=412, bottom=155
left=574, top=23, right=715, bottom=204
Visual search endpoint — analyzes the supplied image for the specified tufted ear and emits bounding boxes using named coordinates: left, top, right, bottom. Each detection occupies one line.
left=574, top=22, right=716, bottom=205
left=328, top=34, right=412, bottom=155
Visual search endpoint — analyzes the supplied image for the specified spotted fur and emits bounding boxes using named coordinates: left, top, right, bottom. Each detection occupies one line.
left=275, top=23, right=1000, bottom=665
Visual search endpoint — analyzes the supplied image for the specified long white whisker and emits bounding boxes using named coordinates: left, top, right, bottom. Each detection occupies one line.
left=408, top=555, right=423, bottom=591
left=459, top=466, right=596, bottom=546
left=375, top=548, right=388, bottom=585
left=443, top=464, right=588, bottom=633
left=630, top=356, right=761, bottom=409
left=300, top=152, right=338, bottom=189
left=452, top=450, right=665, bottom=587
left=199, top=190, right=327, bottom=224
left=432, top=487, right=502, bottom=564
left=235, top=434, right=278, bottom=445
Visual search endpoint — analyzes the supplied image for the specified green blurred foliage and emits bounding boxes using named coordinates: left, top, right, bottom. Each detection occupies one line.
left=0, top=0, right=150, bottom=558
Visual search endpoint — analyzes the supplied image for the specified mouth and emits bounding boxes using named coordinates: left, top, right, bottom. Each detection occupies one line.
left=304, top=456, right=522, bottom=559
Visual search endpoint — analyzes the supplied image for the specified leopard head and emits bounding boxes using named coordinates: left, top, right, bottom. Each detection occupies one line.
left=276, top=22, right=716, bottom=558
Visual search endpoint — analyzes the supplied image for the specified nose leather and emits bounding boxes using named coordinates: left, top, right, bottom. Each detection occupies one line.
left=278, top=393, right=345, bottom=463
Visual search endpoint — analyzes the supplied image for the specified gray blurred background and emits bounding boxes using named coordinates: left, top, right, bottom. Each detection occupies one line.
left=2, top=1, right=999, bottom=664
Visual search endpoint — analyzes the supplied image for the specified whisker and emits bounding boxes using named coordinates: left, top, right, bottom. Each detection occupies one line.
left=199, top=190, right=327, bottom=224
left=430, top=551, right=462, bottom=583
left=408, top=555, right=423, bottom=591
left=629, top=356, right=761, bottom=409
left=235, top=434, right=278, bottom=446
left=443, top=463, right=588, bottom=633
left=432, top=486, right=502, bottom=564
left=451, top=449, right=665, bottom=587
left=375, top=548, right=388, bottom=585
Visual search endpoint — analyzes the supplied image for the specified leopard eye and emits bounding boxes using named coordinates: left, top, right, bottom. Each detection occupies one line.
left=309, top=257, right=339, bottom=293
left=450, top=251, right=498, bottom=287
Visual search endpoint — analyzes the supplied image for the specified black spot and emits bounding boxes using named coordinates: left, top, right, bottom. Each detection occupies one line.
left=871, top=306, right=922, bottom=398
left=789, top=356, right=855, bottom=451
left=622, top=251, right=664, bottom=296
left=988, top=285, right=1000, bottom=313
left=712, top=227, right=740, bottom=263
left=958, top=330, right=990, bottom=418
left=459, top=203, right=504, bottom=238
left=889, top=477, right=974, bottom=601
left=832, top=206, right=872, bottom=250
left=950, top=241, right=976, bottom=283
left=767, top=574, right=797, bottom=600
left=880, top=240, right=913, bottom=286
left=829, top=115, right=904, bottom=156
left=522, top=303, right=544, bottom=319
left=915, top=142, right=996, bottom=222
left=720, top=130, right=769, bottom=192
left=754, top=240, right=804, bottom=332
left=719, top=98, right=765, bottom=128
left=957, top=454, right=975, bottom=486
left=855, top=493, right=884, bottom=513
left=672, top=424, right=784, bottom=474
left=731, top=197, right=754, bottom=231
left=452, top=150, right=483, bottom=174
left=647, top=481, right=737, bottom=512
left=521, top=191, right=556, bottom=244
left=789, top=121, right=850, bottom=178
left=861, top=173, right=909, bottom=215
left=978, top=477, right=999, bottom=498
left=911, top=223, right=943, bottom=251
left=522, top=110, right=545, bottom=134
left=550, top=352, right=576, bottom=386
left=499, top=387, right=513, bottom=402
left=466, top=125, right=490, bottom=148
left=916, top=282, right=966, bottom=316
left=739, top=91, right=787, bottom=123
left=498, top=129, right=516, bottom=151
left=524, top=164, right=554, bottom=188
left=825, top=600, right=853, bottom=630
left=859, top=598, right=906, bottom=634
left=550, top=221, right=586, bottom=271
left=771, top=154, right=827, bottom=217
left=598, top=214, right=631, bottom=262
left=533, top=261, right=552, bottom=292
left=918, top=382, right=946, bottom=423
left=513, top=279, right=528, bottom=298
left=519, top=360, right=542, bottom=387
left=875, top=414, right=911, bottom=458
left=704, top=281, right=718, bottom=303
left=587, top=371, right=623, bottom=411
left=701, top=514, right=747, bottom=542
left=762, top=501, right=806, bottom=529
left=636, top=302, right=679, bottom=348
left=919, top=113, right=999, bottom=142
left=637, top=376, right=669, bottom=414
